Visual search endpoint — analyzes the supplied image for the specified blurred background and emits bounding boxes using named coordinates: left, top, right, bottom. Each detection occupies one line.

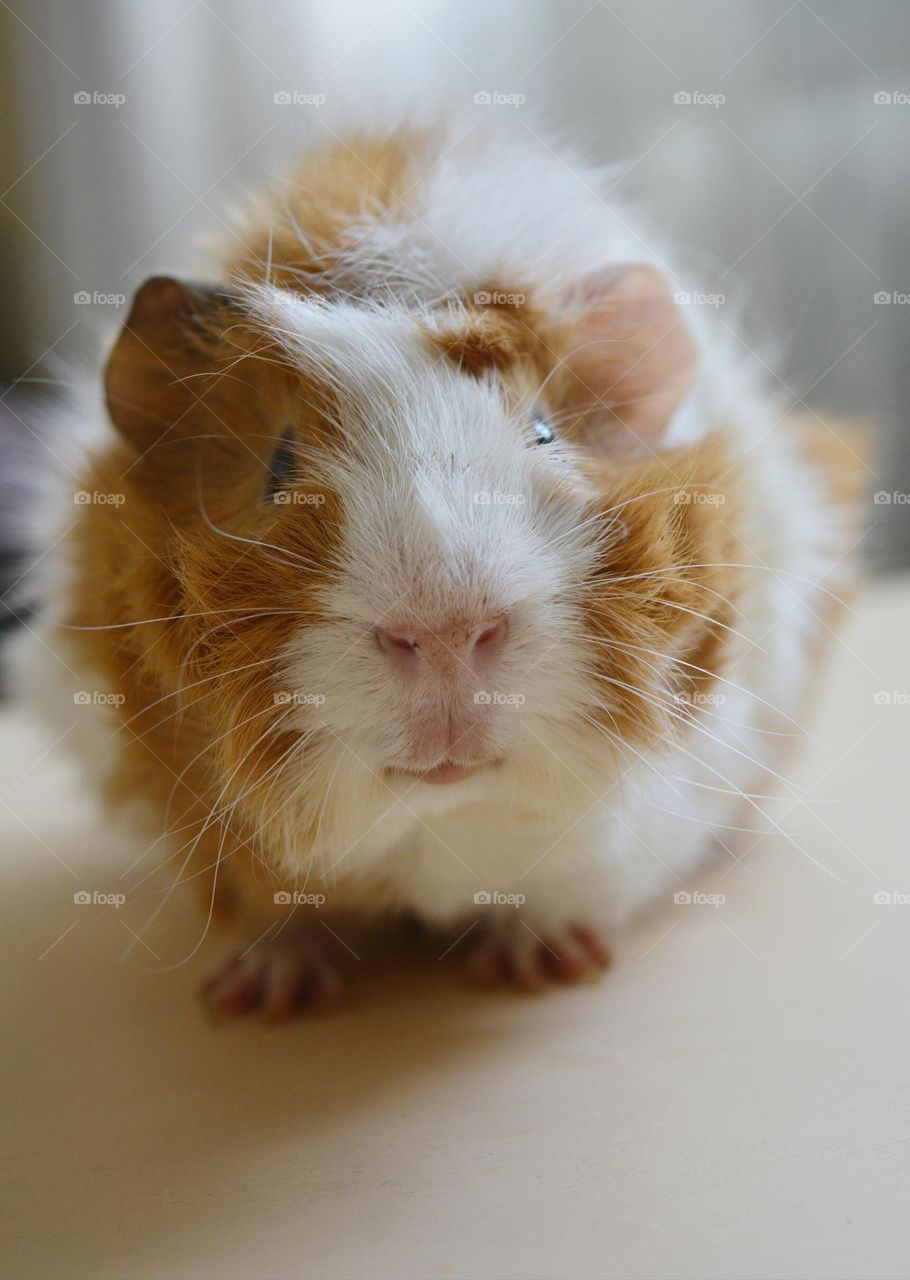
left=1, top=0, right=907, bottom=566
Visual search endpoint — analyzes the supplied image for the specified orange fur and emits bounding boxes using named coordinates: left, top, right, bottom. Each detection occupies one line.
left=226, top=132, right=419, bottom=294
left=580, top=436, right=746, bottom=747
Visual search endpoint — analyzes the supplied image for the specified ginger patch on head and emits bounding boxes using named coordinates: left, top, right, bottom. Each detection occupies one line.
left=427, top=294, right=547, bottom=380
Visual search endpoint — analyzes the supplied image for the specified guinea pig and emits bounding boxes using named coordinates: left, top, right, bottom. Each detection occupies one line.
left=12, top=121, right=858, bottom=1019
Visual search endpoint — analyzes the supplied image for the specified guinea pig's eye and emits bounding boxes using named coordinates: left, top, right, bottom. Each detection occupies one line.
left=265, top=428, right=296, bottom=501
left=532, top=417, right=555, bottom=445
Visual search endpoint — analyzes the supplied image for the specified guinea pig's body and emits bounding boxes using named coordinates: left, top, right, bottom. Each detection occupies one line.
left=13, top=122, right=856, bottom=1014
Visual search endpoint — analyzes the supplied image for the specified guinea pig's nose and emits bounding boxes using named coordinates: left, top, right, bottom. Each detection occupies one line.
left=375, top=615, right=508, bottom=674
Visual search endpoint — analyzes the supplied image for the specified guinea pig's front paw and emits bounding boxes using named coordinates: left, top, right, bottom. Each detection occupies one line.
left=201, top=928, right=344, bottom=1023
left=466, top=923, right=611, bottom=993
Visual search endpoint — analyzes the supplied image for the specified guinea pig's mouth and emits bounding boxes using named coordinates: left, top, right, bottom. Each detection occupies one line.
left=390, top=758, right=497, bottom=786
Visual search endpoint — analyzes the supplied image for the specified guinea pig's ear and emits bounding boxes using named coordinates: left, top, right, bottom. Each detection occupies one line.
left=556, top=264, right=698, bottom=457
left=105, top=275, right=240, bottom=449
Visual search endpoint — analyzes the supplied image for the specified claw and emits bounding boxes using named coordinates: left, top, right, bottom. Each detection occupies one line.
left=467, top=923, right=611, bottom=992
left=201, top=929, right=345, bottom=1022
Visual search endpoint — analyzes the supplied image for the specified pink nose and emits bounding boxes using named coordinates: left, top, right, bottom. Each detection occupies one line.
left=375, top=615, right=508, bottom=675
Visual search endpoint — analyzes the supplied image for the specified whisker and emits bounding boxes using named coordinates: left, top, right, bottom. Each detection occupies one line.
left=64, top=605, right=295, bottom=632
left=582, top=633, right=809, bottom=735
left=597, top=561, right=849, bottom=612
left=118, top=658, right=273, bottom=732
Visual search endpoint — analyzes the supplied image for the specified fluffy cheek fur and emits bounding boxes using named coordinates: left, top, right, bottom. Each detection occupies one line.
left=580, top=437, right=746, bottom=755
left=172, top=494, right=345, bottom=862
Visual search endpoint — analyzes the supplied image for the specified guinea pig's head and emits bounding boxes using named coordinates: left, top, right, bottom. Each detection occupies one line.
left=104, top=268, right=739, bottom=864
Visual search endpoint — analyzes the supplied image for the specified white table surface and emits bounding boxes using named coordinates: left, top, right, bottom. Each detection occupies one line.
left=2, top=578, right=909, bottom=1280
